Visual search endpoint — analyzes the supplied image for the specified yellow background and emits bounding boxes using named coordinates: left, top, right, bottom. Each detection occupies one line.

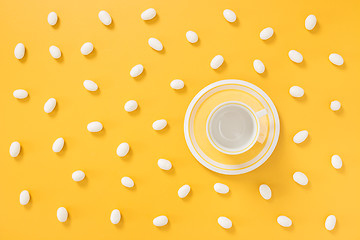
left=1, top=0, right=360, bottom=239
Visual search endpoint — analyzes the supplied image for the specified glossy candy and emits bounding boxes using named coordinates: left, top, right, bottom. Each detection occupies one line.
left=293, top=172, right=308, bottom=186
left=117, top=143, right=130, bottom=157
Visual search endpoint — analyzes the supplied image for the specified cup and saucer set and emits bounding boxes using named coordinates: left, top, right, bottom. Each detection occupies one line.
left=184, top=80, right=280, bottom=175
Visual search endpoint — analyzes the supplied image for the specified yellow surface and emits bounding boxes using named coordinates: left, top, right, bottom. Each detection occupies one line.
left=1, top=0, right=360, bottom=239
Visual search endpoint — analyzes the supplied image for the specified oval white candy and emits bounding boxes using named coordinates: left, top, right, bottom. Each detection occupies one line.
left=130, top=64, right=144, bottom=78
left=152, top=119, right=167, bottom=131
left=260, top=27, right=274, bottom=40
left=329, top=53, right=344, bottom=66
left=210, top=55, right=224, bottom=69
left=288, top=50, right=303, bottom=63
left=81, top=42, right=94, bottom=55
left=259, top=184, right=272, bottom=200
left=49, top=46, right=61, bottom=59
left=289, top=86, right=304, bottom=98
left=72, top=170, right=85, bottom=182
left=170, top=79, right=184, bottom=90
left=293, top=171, right=308, bottom=186
left=124, top=100, right=138, bottom=112
left=293, top=130, right=308, bottom=144
left=148, top=38, right=163, bottom=51
left=83, top=80, right=98, bottom=91
left=13, top=89, right=28, bottom=99
left=44, top=98, right=57, bottom=113
left=186, top=31, right=198, bottom=43
left=253, top=59, right=265, bottom=74
left=87, top=121, right=103, bottom=132
left=98, top=10, right=112, bottom=26
left=157, top=159, right=172, bottom=170
left=153, top=215, right=168, bottom=227
left=10, top=141, right=21, bottom=157
left=19, top=190, right=30, bottom=205
left=52, top=137, right=64, bottom=153
left=331, top=155, right=342, bottom=169
left=121, top=176, right=134, bottom=188
left=305, top=15, right=317, bottom=30
left=57, top=207, right=68, bottom=222
left=223, top=9, right=236, bottom=23
left=214, top=183, right=229, bottom=194
left=218, top=216, right=232, bottom=229
left=110, top=209, right=121, bottom=224
left=48, top=12, right=58, bottom=26
left=178, top=184, right=191, bottom=198
left=330, top=100, right=341, bottom=111
left=277, top=216, right=292, bottom=227
left=14, top=43, right=25, bottom=59
left=141, top=8, right=156, bottom=20
left=325, top=215, right=336, bottom=231
left=117, top=143, right=130, bottom=157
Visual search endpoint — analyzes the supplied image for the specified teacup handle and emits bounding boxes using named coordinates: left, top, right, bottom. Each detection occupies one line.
left=256, top=109, right=267, bottom=118
left=255, top=109, right=268, bottom=143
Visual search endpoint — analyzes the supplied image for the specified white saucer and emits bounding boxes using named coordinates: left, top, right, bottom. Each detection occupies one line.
left=184, top=80, right=280, bottom=175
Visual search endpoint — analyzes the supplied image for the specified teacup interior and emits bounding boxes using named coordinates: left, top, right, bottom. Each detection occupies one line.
left=208, top=103, right=257, bottom=153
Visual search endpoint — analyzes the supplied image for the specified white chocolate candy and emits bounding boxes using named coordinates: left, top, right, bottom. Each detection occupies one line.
left=210, top=55, right=224, bottom=69
left=288, top=50, right=303, bottom=63
left=116, top=143, right=130, bottom=157
left=186, top=31, right=198, bottom=43
left=98, top=10, right=112, bottom=26
left=330, top=100, right=341, bottom=111
left=13, top=89, right=28, bottom=99
left=253, top=59, right=265, bottom=74
left=121, top=176, right=134, bottom=188
left=331, top=155, right=342, bottom=169
left=124, top=100, right=138, bottom=112
left=152, top=119, right=167, bottom=131
left=49, top=46, right=61, bottom=59
left=153, top=215, right=168, bottom=227
left=130, top=64, right=144, bottom=78
left=214, top=183, right=229, bottom=194
left=52, top=137, right=64, bottom=153
left=289, top=86, right=304, bottom=98
left=329, top=53, right=344, bottom=66
left=72, top=170, right=85, bottom=182
left=14, top=43, right=25, bottom=59
left=277, top=216, right=292, bottom=227
left=170, top=79, right=184, bottom=90
left=223, top=9, right=236, bottom=23
left=141, top=8, right=156, bottom=20
left=110, top=209, right=121, bottom=224
left=259, top=184, right=272, bottom=200
left=48, top=12, right=58, bottom=26
left=305, top=15, right=317, bottom=30
left=148, top=38, right=163, bottom=51
left=57, top=207, right=68, bottom=222
left=325, top=215, right=336, bottom=231
left=10, top=141, right=21, bottom=157
left=157, top=159, right=172, bottom=170
left=218, top=216, right=232, bottom=229
left=81, top=42, right=94, bottom=55
left=293, top=172, right=308, bottom=186
left=178, top=184, right=191, bottom=199
left=19, top=190, right=30, bottom=205
left=87, top=121, right=103, bottom=132
left=83, top=80, right=98, bottom=91
left=260, top=27, right=274, bottom=40
left=44, top=98, right=57, bottom=113
left=293, top=130, right=308, bottom=144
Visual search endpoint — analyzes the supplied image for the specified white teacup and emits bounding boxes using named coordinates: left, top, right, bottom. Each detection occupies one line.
left=206, top=101, right=267, bottom=155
